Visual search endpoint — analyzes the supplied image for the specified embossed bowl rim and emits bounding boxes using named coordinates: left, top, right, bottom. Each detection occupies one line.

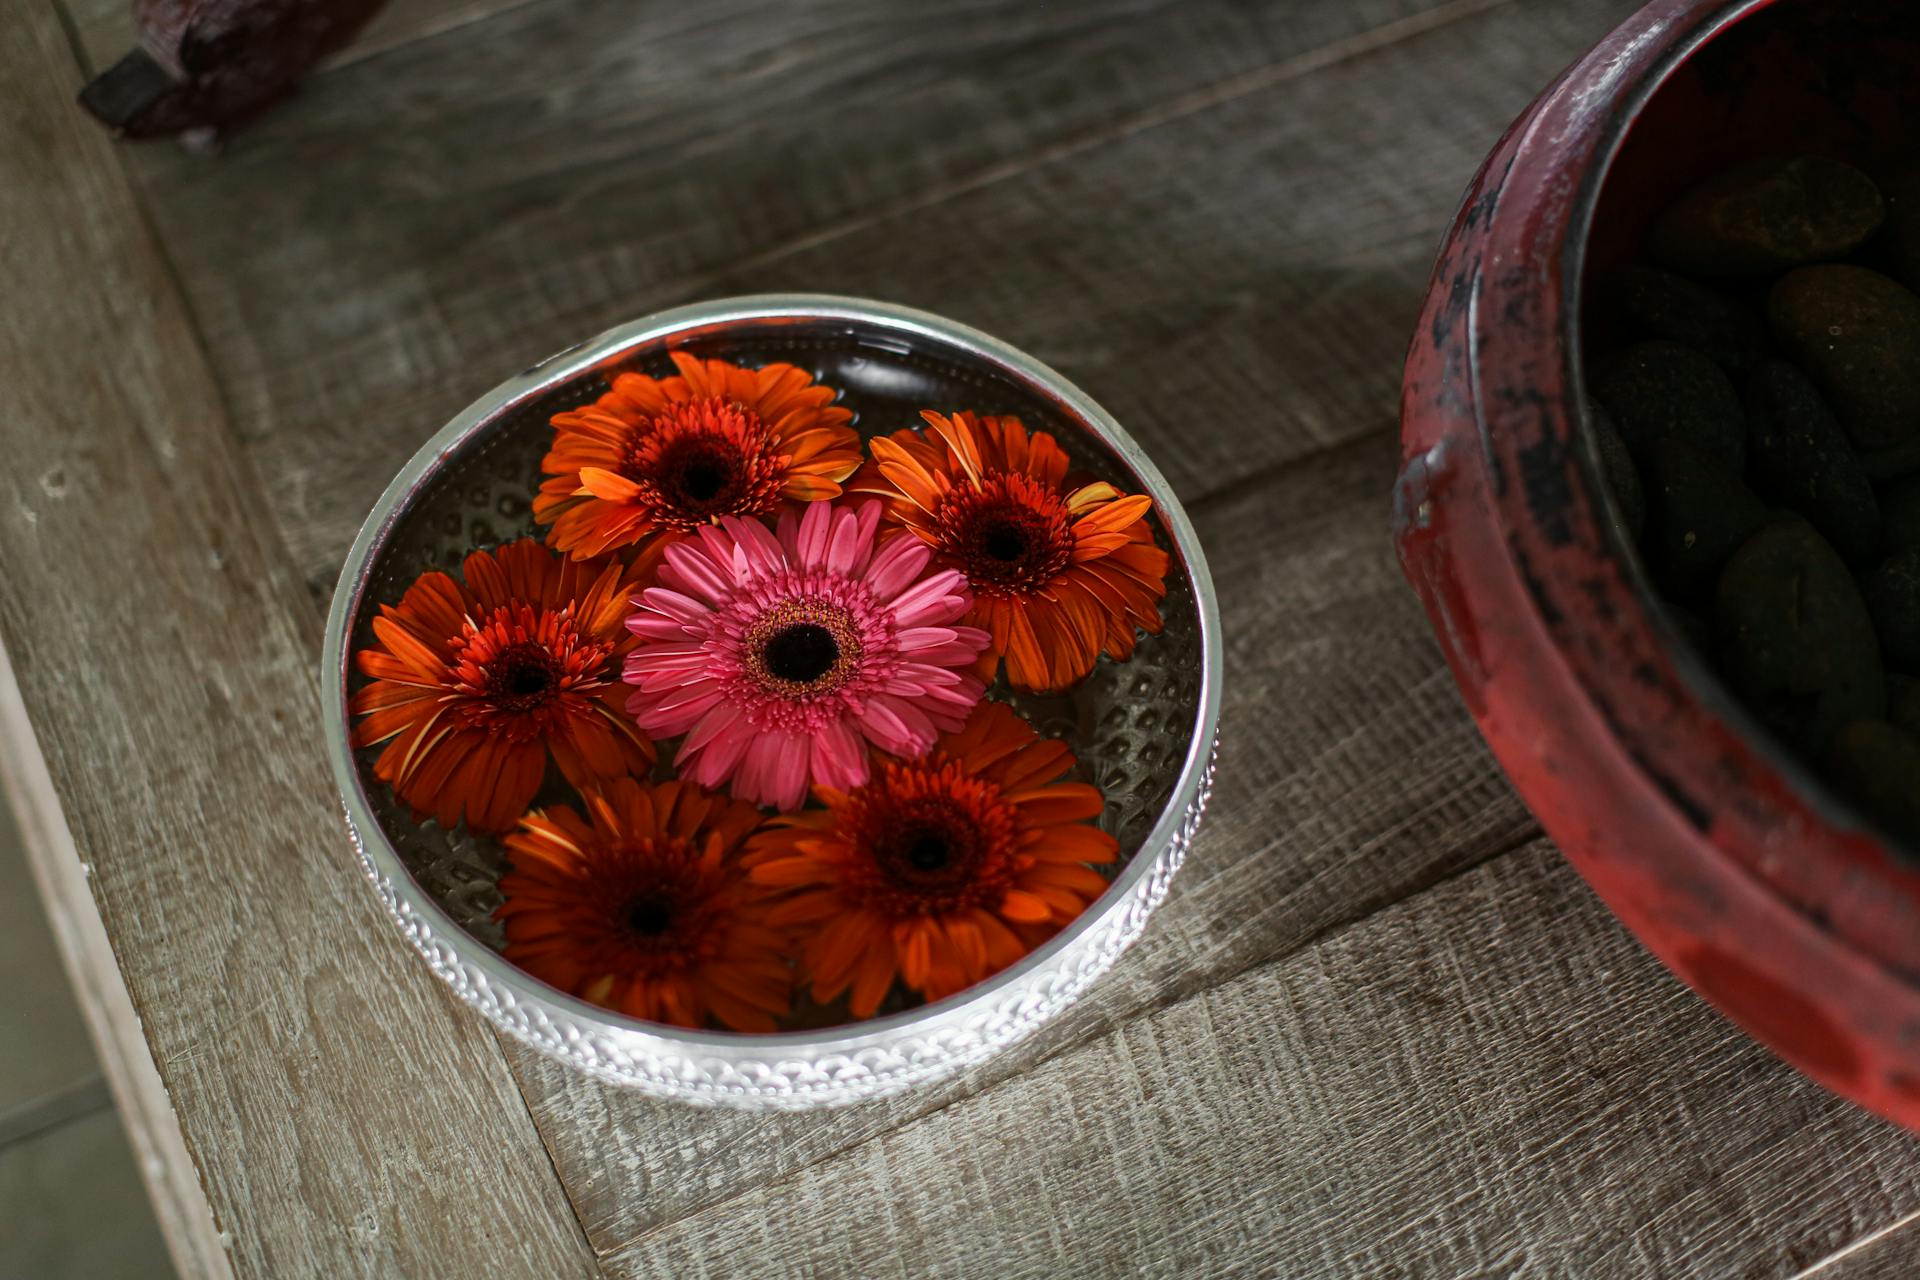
left=321, top=294, right=1223, bottom=1104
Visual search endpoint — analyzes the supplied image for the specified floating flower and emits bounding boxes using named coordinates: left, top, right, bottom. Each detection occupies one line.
left=535, top=353, right=863, bottom=561
left=853, top=410, right=1169, bottom=693
left=746, top=701, right=1118, bottom=1016
left=623, top=499, right=991, bottom=812
left=349, top=539, right=657, bottom=833
left=496, top=778, right=791, bottom=1031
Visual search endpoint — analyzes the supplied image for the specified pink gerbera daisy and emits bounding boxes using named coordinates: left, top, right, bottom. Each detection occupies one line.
left=623, top=499, right=992, bottom=811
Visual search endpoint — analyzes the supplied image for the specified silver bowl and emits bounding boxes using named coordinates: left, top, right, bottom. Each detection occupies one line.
left=322, top=295, right=1222, bottom=1108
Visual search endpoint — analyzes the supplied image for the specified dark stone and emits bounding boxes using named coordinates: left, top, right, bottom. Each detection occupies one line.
left=1864, top=547, right=1920, bottom=671
left=1881, top=476, right=1920, bottom=554
left=1662, top=605, right=1713, bottom=658
left=1743, top=360, right=1879, bottom=562
left=1862, top=439, right=1920, bottom=484
left=1822, top=720, right=1920, bottom=851
left=1889, top=674, right=1920, bottom=735
left=1875, top=173, right=1920, bottom=296
left=1613, top=266, right=1768, bottom=373
left=1768, top=265, right=1920, bottom=451
left=1651, top=154, right=1884, bottom=277
left=1593, top=340, right=1747, bottom=469
left=1585, top=400, right=1643, bottom=543
left=1715, top=517, right=1885, bottom=750
left=1642, top=438, right=1766, bottom=600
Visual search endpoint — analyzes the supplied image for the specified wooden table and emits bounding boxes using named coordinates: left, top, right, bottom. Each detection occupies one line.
left=8, top=0, right=1920, bottom=1274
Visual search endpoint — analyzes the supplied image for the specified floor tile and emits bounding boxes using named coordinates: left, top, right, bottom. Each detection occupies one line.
left=0, top=806, right=96, bottom=1116
left=0, top=798, right=173, bottom=1278
left=0, top=1106, right=173, bottom=1279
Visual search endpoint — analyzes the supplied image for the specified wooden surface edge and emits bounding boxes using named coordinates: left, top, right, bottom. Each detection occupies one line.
left=0, top=633, right=233, bottom=1280
left=1794, top=1208, right=1920, bottom=1278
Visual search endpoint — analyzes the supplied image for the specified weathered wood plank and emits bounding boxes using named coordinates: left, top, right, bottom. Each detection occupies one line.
left=54, top=0, right=539, bottom=79
left=0, top=4, right=598, bottom=1275
left=512, top=428, right=1543, bottom=1253
left=112, top=0, right=1635, bottom=597
left=604, top=842, right=1920, bottom=1279
left=47, top=0, right=1877, bottom=1272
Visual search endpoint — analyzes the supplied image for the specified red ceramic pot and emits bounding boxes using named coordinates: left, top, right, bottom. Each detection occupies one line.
left=1395, top=0, right=1920, bottom=1127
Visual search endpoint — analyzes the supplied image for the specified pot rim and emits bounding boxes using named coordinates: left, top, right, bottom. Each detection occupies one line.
left=320, top=293, right=1223, bottom=1064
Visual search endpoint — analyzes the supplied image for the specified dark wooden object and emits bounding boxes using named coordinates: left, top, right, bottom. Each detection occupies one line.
left=78, top=0, right=391, bottom=138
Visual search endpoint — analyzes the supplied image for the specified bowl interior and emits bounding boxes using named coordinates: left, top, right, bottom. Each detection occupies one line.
left=1583, top=0, right=1920, bottom=348
left=342, top=307, right=1206, bottom=1032
left=1568, top=0, right=1920, bottom=857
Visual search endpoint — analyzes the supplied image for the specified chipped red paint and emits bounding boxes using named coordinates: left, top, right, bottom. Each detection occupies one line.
left=1396, top=0, right=1920, bottom=1128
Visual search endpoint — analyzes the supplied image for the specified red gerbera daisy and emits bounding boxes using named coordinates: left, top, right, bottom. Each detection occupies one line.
left=497, top=778, right=791, bottom=1031
left=535, top=352, right=863, bottom=561
left=746, top=701, right=1118, bottom=1016
left=349, top=539, right=658, bottom=833
left=852, top=410, right=1170, bottom=694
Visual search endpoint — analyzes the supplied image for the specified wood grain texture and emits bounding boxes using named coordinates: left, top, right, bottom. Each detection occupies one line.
left=35, top=0, right=1920, bottom=1270
left=514, top=428, right=1545, bottom=1253
left=604, top=842, right=1920, bottom=1279
left=115, top=0, right=1602, bottom=598
left=0, top=3, right=598, bottom=1275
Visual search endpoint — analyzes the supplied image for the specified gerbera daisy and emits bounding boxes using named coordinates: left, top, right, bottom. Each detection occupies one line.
left=853, top=409, right=1170, bottom=693
left=535, top=352, right=863, bottom=560
left=623, top=499, right=991, bottom=813
left=349, top=539, right=658, bottom=833
left=496, top=778, right=791, bottom=1031
left=746, top=700, right=1118, bottom=1016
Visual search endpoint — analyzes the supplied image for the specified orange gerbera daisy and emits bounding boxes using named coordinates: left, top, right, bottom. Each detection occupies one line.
left=853, top=410, right=1169, bottom=693
left=746, top=701, right=1118, bottom=1016
left=349, top=539, right=658, bottom=833
left=535, top=352, right=862, bottom=560
left=497, top=778, right=791, bottom=1031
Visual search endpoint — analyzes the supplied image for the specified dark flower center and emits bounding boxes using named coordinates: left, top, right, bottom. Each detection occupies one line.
left=875, top=809, right=984, bottom=895
left=657, top=438, right=741, bottom=512
left=489, top=642, right=563, bottom=711
left=981, top=520, right=1028, bottom=563
left=837, top=766, right=1026, bottom=917
left=906, top=831, right=951, bottom=871
left=625, top=893, right=675, bottom=937
left=677, top=458, right=728, bottom=504
left=618, top=397, right=781, bottom=529
left=936, top=477, right=1075, bottom=595
left=763, top=623, right=839, bottom=685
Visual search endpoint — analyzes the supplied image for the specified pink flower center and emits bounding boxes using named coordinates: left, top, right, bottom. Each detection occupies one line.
left=706, top=572, right=895, bottom=734
left=744, top=600, right=865, bottom=698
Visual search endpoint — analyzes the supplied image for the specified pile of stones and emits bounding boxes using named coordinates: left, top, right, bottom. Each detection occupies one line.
left=1590, top=154, right=1920, bottom=848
